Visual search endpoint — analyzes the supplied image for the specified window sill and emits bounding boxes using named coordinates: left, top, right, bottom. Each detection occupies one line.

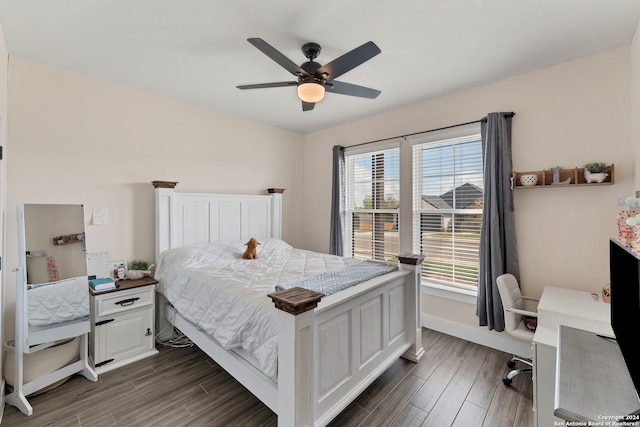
left=421, top=282, right=477, bottom=305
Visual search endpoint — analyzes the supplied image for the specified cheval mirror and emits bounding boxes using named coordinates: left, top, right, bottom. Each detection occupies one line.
left=5, top=204, right=97, bottom=416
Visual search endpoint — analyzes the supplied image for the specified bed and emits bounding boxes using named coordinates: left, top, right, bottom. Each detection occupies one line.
left=152, top=181, right=424, bottom=427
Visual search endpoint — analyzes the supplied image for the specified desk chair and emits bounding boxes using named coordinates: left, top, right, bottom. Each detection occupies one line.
left=496, top=273, right=539, bottom=386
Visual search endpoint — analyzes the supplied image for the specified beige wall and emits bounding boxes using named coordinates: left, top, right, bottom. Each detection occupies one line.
left=304, top=47, right=634, bottom=329
left=2, top=43, right=637, bottom=339
left=3, top=58, right=305, bottom=336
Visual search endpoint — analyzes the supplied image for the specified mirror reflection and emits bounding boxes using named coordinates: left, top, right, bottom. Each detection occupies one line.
left=23, top=204, right=87, bottom=284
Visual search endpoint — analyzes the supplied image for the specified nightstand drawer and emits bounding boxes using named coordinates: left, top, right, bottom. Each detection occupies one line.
left=97, top=286, right=153, bottom=317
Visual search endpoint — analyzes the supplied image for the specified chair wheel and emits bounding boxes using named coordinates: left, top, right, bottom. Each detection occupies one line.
left=507, top=360, right=516, bottom=368
left=503, top=377, right=512, bottom=386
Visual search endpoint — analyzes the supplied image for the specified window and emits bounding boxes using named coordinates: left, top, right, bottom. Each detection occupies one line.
left=412, top=133, right=483, bottom=292
left=345, top=147, right=400, bottom=264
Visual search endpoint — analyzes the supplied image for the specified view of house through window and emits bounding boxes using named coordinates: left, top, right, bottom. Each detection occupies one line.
left=345, top=147, right=400, bottom=264
left=413, top=133, right=483, bottom=292
left=344, top=135, right=483, bottom=293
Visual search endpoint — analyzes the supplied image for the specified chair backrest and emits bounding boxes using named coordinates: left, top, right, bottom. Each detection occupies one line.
left=496, top=273, right=525, bottom=334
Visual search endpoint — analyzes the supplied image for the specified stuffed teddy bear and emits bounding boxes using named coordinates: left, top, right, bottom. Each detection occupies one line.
left=242, top=237, right=260, bottom=260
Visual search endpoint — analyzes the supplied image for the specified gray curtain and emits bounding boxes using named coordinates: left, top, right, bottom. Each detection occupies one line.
left=477, top=112, right=519, bottom=332
left=329, top=145, right=345, bottom=256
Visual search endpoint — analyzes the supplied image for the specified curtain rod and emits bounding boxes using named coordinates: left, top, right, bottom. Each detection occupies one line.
left=344, top=112, right=515, bottom=149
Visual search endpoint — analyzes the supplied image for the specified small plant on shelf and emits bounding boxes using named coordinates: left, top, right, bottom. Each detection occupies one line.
left=584, top=162, right=610, bottom=183
left=584, top=162, right=609, bottom=173
left=130, top=260, right=149, bottom=270
left=126, top=260, right=154, bottom=280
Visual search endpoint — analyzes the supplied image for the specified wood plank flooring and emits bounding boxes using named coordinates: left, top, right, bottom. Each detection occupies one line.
left=1, top=328, right=533, bottom=427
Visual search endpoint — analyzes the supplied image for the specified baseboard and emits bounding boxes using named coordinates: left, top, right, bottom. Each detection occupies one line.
left=422, top=313, right=532, bottom=357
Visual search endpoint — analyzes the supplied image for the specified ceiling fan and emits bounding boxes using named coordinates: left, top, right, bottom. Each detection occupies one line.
left=236, top=38, right=381, bottom=111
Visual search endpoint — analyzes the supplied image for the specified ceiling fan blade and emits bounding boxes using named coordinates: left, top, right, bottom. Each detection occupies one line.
left=302, top=101, right=315, bottom=111
left=326, top=80, right=381, bottom=99
left=316, top=41, right=381, bottom=81
left=236, top=81, right=297, bottom=90
left=247, top=38, right=308, bottom=77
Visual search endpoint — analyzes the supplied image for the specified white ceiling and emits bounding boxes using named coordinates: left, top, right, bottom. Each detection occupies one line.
left=0, top=1, right=639, bottom=134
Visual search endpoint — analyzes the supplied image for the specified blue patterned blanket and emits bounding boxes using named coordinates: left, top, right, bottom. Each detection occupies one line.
left=275, top=260, right=398, bottom=296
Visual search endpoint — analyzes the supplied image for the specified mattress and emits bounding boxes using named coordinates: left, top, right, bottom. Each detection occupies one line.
left=27, top=276, right=90, bottom=326
left=155, top=238, right=360, bottom=380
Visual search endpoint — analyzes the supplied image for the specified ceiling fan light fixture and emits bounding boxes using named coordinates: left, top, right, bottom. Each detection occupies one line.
left=298, top=82, right=325, bottom=103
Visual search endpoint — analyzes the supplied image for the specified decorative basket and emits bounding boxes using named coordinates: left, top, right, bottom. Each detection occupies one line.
left=125, top=270, right=145, bottom=280
left=4, top=337, right=80, bottom=395
left=125, top=265, right=154, bottom=280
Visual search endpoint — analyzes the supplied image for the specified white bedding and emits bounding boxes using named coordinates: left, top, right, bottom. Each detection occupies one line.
left=155, top=238, right=358, bottom=380
left=27, top=276, right=90, bottom=326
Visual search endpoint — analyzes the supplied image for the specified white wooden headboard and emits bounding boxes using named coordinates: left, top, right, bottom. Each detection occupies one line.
left=152, top=181, right=284, bottom=262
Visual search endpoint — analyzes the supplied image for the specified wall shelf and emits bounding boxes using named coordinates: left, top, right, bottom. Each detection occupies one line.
left=52, top=233, right=84, bottom=246
left=513, top=164, right=614, bottom=189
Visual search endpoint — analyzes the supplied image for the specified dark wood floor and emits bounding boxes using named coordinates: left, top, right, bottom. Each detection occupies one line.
left=1, top=328, right=533, bottom=427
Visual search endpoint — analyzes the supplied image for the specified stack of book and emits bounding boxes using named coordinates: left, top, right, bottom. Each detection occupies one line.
left=89, top=278, right=116, bottom=293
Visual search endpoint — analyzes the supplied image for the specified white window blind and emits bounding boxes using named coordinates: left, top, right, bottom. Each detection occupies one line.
left=412, top=134, right=483, bottom=290
left=345, top=147, right=400, bottom=264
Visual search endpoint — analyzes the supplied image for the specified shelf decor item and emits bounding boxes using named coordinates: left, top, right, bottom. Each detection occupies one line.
left=584, top=162, right=610, bottom=183
left=617, top=210, right=640, bottom=255
left=125, top=260, right=154, bottom=280
left=520, top=174, right=538, bottom=186
left=108, top=260, right=127, bottom=281
left=550, top=166, right=571, bottom=185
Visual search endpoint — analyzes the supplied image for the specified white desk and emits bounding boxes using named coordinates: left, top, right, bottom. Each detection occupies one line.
left=555, top=325, right=639, bottom=423
left=532, top=286, right=613, bottom=427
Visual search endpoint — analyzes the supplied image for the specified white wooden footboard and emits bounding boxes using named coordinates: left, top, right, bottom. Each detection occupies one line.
left=269, top=255, right=424, bottom=427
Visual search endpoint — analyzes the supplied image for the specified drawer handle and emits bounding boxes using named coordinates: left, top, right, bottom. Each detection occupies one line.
left=95, top=319, right=114, bottom=326
left=114, top=297, right=140, bottom=306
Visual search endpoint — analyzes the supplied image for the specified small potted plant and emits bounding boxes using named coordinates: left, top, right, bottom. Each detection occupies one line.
left=130, top=260, right=149, bottom=271
left=126, top=260, right=154, bottom=280
left=584, top=162, right=610, bottom=183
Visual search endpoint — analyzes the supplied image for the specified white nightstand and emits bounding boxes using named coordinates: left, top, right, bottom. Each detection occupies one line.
left=89, top=277, right=159, bottom=374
